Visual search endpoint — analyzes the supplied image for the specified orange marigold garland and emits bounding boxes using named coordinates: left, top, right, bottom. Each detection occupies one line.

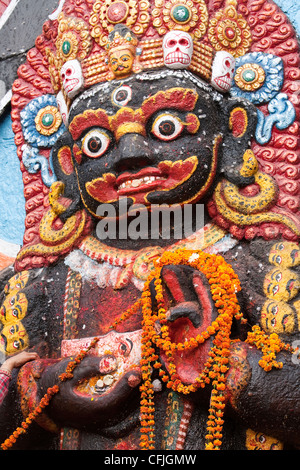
left=0, top=384, right=60, bottom=450
left=245, top=325, right=294, bottom=372
left=109, top=298, right=142, bottom=331
left=138, top=249, right=244, bottom=450
left=136, top=249, right=294, bottom=450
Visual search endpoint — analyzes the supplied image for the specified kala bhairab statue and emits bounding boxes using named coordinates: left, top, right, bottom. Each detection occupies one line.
left=0, top=0, right=300, bottom=451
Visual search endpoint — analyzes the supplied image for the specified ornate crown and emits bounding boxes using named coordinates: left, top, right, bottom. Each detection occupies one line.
left=45, top=0, right=252, bottom=104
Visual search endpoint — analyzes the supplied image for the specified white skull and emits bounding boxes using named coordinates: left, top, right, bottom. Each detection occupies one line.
left=211, top=51, right=236, bottom=93
left=56, top=90, right=69, bottom=125
left=163, top=31, right=193, bottom=69
left=60, top=59, right=84, bottom=99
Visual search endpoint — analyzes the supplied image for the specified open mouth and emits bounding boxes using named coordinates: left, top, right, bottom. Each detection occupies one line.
left=116, top=168, right=167, bottom=195
left=85, top=156, right=198, bottom=204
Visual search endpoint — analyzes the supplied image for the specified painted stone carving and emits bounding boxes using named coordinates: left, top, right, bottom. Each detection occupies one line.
left=106, top=24, right=142, bottom=79
left=211, top=50, right=235, bottom=92
left=163, top=30, right=193, bottom=69
left=0, top=0, right=300, bottom=452
left=60, top=59, right=84, bottom=98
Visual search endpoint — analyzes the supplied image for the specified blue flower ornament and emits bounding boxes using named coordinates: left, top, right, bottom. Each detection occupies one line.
left=230, top=52, right=296, bottom=144
left=20, top=94, right=66, bottom=186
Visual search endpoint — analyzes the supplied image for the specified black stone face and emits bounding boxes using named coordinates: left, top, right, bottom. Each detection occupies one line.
left=68, top=74, right=225, bottom=218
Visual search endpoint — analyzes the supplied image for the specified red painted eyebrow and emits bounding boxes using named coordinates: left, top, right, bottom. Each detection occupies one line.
left=68, top=87, right=198, bottom=140
left=69, top=109, right=110, bottom=140
left=141, top=88, right=198, bottom=120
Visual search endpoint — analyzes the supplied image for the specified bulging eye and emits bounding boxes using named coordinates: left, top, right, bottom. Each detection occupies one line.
left=152, top=114, right=184, bottom=141
left=112, top=85, right=132, bottom=107
left=81, top=129, right=110, bottom=158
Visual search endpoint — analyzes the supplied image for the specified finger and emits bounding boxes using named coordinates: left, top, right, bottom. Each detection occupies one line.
left=160, top=265, right=198, bottom=303
left=167, top=301, right=201, bottom=327
left=192, top=271, right=216, bottom=321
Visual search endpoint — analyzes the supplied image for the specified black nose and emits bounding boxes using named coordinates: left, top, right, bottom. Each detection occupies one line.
left=113, top=133, right=154, bottom=173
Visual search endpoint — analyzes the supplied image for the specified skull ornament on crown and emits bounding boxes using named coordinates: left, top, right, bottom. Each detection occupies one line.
left=60, top=59, right=84, bottom=99
left=211, top=51, right=236, bottom=93
left=162, top=30, right=193, bottom=69
left=56, top=90, right=69, bottom=125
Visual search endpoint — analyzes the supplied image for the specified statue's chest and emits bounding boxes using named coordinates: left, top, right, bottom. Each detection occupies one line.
left=62, top=268, right=143, bottom=340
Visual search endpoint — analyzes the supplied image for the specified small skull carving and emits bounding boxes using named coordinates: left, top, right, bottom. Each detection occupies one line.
left=60, top=59, right=84, bottom=99
left=163, top=31, right=193, bottom=69
left=56, top=90, right=69, bottom=125
left=211, top=51, right=236, bottom=93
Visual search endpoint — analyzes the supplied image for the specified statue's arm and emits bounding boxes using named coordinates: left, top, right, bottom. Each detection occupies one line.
left=226, top=339, right=300, bottom=448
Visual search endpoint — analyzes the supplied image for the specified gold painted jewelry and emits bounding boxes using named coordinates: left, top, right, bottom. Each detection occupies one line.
left=234, top=63, right=266, bottom=92
left=152, top=0, right=208, bottom=37
left=208, top=0, right=252, bottom=58
left=35, top=106, right=62, bottom=136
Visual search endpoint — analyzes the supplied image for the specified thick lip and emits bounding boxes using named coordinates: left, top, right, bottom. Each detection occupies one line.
left=116, top=167, right=164, bottom=186
left=116, top=167, right=167, bottom=195
left=85, top=156, right=199, bottom=204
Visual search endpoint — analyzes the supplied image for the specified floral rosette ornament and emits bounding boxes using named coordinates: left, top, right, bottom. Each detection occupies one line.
left=20, top=94, right=65, bottom=148
left=19, top=94, right=66, bottom=187
left=90, top=0, right=150, bottom=46
left=231, top=52, right=284, bottom=104
left=152, top=0, right=208, bottom=37
left=208, top=0, right=251, bottom=57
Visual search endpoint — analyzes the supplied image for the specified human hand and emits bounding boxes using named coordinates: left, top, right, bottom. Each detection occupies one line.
left=1, top=350, right=39, bottom=372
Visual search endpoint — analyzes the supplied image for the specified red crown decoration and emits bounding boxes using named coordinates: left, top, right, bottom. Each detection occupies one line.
left=10, top=0, right=300, bottom=272
left=44, top=0, right=252, bottom=101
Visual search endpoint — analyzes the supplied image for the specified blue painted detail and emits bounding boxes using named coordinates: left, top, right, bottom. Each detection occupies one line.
left=274, top=0, right=300, bottom=35
left=255, top=93, right=296, bottom=145
left=20, top=94, right=66, bottom=148
left=0, top=113, right=25, bottom=246
left=231, top=52, right=284, bottom=104
left=22, top=144, right=57, bottom=187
